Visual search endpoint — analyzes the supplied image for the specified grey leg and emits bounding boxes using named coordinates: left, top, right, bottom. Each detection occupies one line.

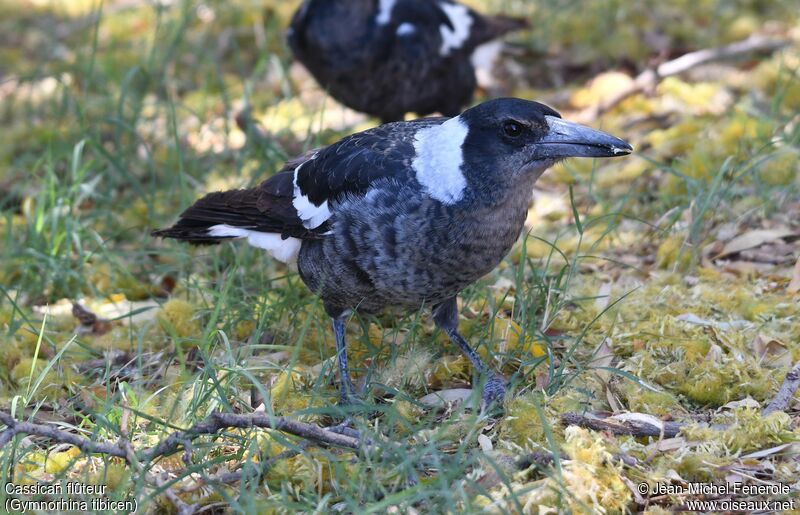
left=332, top=316, right=357, bottom=404
left=433, top=298, right=506, bottom=406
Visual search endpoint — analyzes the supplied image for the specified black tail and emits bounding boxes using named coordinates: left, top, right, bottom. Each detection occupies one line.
left=152, top=171, right=314, bottom=245
left=151, top=190, right=251, bottom=245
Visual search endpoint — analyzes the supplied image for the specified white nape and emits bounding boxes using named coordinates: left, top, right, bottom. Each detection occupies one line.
left=292, top=161, right=332, bottom=229
left=411, top=117, right=468, bottom=204
left=208, top=225, right=302, bottom=264
left=396, top=23, right=416, bottom=36
left=438, top=2, right=473, bottom=56
left=376, top=0, right=397, bottom=25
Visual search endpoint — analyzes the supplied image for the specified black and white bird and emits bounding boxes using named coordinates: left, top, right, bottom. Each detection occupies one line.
left=287, top=0, right=528, bottom=124
left=153, top=98, right=632, bottom=406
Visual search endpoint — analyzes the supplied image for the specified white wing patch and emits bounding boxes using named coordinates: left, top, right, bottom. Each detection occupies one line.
left=376, top=0, right=396, bottom=25
left=471, top=41, right=503, bottom=88
left=396, top=23, right=416, bottom=36
left=438, top=2, right=473, bottom=56
left=292, top=159, right=332, bottom=229
left=411, top=116, right=468, bottom=204
left=208, top=225, right=302, bottom=264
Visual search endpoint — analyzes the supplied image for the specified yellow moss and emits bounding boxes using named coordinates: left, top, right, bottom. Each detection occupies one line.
left=431, top=355, right=471, bottom=388
left=10, top=357, right=43, bottom=384
left=658, top=77, right=727, bottom=115
left=718, top=114, right=774, bottom=155
left=670, top=452, right=728, bottom=482
left=597, top=159, right=650, bottom=189
left=234, top=319, right=257, bottom=340
left=375, top=348, right=435, bottom=395
left=656, top=234, right=692, bottom=271
left=44, top=447, right=82, bottom=474
left=157, top=299, right=200, bottom=338
left=753, top=56, right=800, bottom=111
left=480, top=427, right=631, bottom=513
left=394, top=399, right=423, bottom=427
left=499, top=393, right=550, bottom=447
left=623, top=387, right=681, bottom=416
left=269, top=368, right=308, bottom=412
left=645, top=118, right=705, bottom=158
left=757, top=150, right=799, bottom=186
left=677, top=360, right=773, bottom=407
left=2, top=339, right=25, bottom=371
left=571, top=71, right=635, bottom=109
left=711, top=408, right=794, bottom=452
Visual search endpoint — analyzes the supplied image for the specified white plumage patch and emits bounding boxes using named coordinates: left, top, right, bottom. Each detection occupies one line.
left=411, top=116, right=468, bottom=204
left=376, top=0, right=396, bottom=25
left=471, top=41, right=503, bottom=88
left=438, top=2, right=473, bottom=56
left=208, top=225, right=302, bottom=263
left=292, top=160, right=332, bottom=229
left=396, top=23, right=416, bottom=36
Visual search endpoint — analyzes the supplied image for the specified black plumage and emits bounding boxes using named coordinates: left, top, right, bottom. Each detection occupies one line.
left=288, top=0, right=528, bottom=123
left=153, top=98, right=632, bottom=406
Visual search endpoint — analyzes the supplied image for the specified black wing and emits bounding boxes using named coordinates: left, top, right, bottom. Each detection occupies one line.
left=152, top=119, right=444, bottom=244
left=294, top=118, right=442, bottom=206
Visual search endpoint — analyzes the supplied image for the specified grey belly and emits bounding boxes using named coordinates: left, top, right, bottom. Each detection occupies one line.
left=297, top=185, right=528, bottom=313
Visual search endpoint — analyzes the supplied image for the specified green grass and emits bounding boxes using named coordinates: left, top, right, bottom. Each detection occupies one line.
left=1, top=0, right=799, bottom=512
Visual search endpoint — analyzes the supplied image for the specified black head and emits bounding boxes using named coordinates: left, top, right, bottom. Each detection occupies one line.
left=458, top=98, right=632, bottom=181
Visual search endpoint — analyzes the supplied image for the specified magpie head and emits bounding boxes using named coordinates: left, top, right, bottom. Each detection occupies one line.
left=459, top=98, right=632, bottom=180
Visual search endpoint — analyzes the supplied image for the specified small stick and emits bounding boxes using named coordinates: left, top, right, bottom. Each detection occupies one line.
left=574, top=34, right=789, bottom=123
left=763, top=361, right=800, bottom=415
left=561, top=412, right=683, bottom=438
left=0, top=410, right=361, bottom=466
left=143, top=412, right=361, bottom=462
left=0, top=411, right=129, bottom=459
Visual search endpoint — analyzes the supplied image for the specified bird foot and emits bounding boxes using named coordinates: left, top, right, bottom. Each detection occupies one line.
left=337, top=379, right=367, bottom=407
left=481, top=375, right=507, bottom=410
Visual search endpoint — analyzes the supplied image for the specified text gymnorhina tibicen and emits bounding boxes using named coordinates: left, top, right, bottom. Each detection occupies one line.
left=153, top=98, right=632, bottom=406
left=287, top=0, right=528, bottom=124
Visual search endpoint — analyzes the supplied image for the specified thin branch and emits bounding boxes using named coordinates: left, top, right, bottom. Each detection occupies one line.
left=575, top=34, right=789, bottom=123
left=0, top=429, right=14, bottom=447
left=561, top=412, right=683, bottom=438
left=143, top=412, right=360, bottom=463
left=0, top=410, right=129, bottom=459
left=763, top=361, right=800, bottom=415
left=1, top=410, right=361, bottom=465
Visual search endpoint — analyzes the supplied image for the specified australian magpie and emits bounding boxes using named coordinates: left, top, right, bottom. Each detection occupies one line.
left=153, top=98, right=632, bottom=406
left=287, top=0, right=528, bottom=124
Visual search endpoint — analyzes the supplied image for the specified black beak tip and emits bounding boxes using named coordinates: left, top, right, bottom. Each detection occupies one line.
left=609, top=140, right=633, bottom=156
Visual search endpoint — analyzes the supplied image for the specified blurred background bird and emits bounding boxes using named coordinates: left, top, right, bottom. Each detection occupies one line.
left=288, top=0, right=528, bottom=124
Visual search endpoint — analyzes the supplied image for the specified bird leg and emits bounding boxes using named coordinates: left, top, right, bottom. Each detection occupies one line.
left=433, top=298, right=507, bottom=406
left=331, top=316, right=358, bottom=405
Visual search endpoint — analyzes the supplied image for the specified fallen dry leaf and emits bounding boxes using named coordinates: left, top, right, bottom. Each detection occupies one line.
left=418, top=388, right=473, bottom=408
left=72, top=302, right=112, bottom=336
left=751, top=334, right=794, bottom=369
left=716, top=228, right=799, bottom=259
left=787, top=256, right=800, bottom=294
left=721, top=397, right=761, bottom=410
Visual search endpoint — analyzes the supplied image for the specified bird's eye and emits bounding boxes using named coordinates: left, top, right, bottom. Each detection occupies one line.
left=503, top=121, right=523, bottom=138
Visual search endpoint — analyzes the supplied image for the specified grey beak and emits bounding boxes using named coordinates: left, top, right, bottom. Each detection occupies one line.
left=533, top=116, right=632, bottom=160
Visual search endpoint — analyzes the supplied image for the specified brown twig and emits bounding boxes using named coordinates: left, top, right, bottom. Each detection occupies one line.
left=143, top=412, right=360, bottom=462
left=0, top=410, right=362, bottom=511
left=561, top=412, right=683, bottom=438
left=574, top=34, right=789, bottom=123
left=763, top=361, right=800, bottom=415
left=0, top=410, right=129, bottom=458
